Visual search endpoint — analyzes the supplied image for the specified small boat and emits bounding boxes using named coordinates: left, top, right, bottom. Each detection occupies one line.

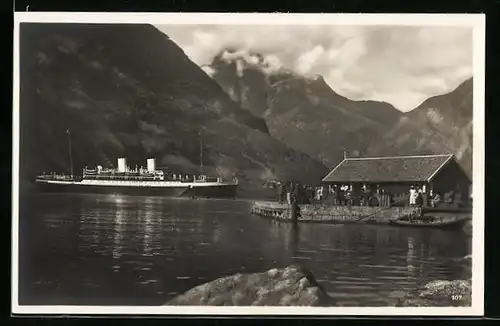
left=422, top=206, right=472, bottom=214
left=389, top=216, right=471, bottom=230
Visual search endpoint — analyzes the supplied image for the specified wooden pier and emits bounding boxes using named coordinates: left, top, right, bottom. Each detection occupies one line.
left=251, top=201, right=472, bottom=227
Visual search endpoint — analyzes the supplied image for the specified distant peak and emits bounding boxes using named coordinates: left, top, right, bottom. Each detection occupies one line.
left=311, top=74, right=324, bottom=82
left=459, top=76, right=473, bottom=88
left=213, top=49, right=264, bottom=66
left=211, top=48, right=288, bottom=76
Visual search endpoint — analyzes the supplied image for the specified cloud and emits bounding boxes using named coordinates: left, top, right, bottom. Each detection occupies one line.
left=156, top=24, right=473, bottom=112
left=296, top=45, right=326, bottom=75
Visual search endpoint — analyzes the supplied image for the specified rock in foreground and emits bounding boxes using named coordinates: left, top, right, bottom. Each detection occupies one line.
left=394, top=279, right=472, bottom=307
left=165, top=265, right=334, bottom=306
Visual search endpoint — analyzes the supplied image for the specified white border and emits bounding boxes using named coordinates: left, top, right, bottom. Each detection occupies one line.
left=12, top=12, right=485, bottom=316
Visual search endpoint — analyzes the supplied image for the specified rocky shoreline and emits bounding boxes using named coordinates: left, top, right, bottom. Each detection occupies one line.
left=165, top=265, right=471, bottom=307
left=165, top=265, right=334, bottom=306
left=392, top=279, right=472, bottom=307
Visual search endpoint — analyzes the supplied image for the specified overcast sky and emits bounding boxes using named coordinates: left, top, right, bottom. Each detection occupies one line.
left=156, top=25, right=472, bottom=112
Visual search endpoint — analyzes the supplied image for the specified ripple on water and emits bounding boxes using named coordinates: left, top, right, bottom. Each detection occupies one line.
left=376, top=275, right=416, bottom=281
left=176, top=276, right=191, bottom=280
left=139, top=280, right=158, bottom=285
left=335, top=284, right=378, bottom=291
left=328, top=280, right=385, bottom=287
left=381, top=269, right=413, bottom=275
left=359, top=264, right=408, bottom=269
left=328, top=292, right=381, bottom=299
left=21, top=194, right=472, bottom=306
left=319, top=247, right=357, bottom=253
left=290, top=256, right=313, bottom=261
left=336, top=276, right=370, bottom=281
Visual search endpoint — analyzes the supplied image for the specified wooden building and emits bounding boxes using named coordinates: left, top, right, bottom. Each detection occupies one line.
left=321, top=154, right=471, bottom=207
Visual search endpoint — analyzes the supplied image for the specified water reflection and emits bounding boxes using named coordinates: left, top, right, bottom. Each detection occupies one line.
left=406, top=236, right=416, bottom=276
left=112, top=197, right=126, bottom=261
left=20, top=194, right=472, bottom=306
left=141, top=197, right=155, bottom=256
left=288, top=224, right=300, bottom=258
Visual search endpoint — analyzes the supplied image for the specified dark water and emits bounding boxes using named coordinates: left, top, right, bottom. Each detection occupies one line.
left=19, top=194, right=471, bottom=306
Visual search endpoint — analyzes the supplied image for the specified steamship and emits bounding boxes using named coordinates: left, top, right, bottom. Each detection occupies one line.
left=35, top=157, right=239, bottom=199
left=35, top=129, right=238, bottom=199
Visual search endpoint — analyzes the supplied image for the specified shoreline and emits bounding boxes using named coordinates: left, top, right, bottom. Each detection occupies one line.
left=251, top=201, right=473, bottom=228
left=165, top=265, right=472, bottom=307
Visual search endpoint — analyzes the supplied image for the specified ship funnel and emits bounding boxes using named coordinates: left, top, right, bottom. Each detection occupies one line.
left=147, top=158, right=156, bottom=172
left=117, top=158, right=127, bottom=172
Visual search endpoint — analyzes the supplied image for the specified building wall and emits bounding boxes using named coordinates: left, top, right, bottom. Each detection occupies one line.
left=322, top=182, right=419, bottom=206
left=431, top=160, right=471, bottom=200
left=320, top=158, right=471, bottom=206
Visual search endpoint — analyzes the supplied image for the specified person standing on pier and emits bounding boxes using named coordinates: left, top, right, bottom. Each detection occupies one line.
left=278, top=181, right=285, bottom=204
left=290, top=188, right=301, bottom=224
left=293, top=182, right=301, bottom=204
left=430, top=191, right=441, bottom=208
left=338, top=186, right=345, bottom=205
left=415, top=189, right=424, bottom=220
left=409, top=186, right=417, bottom=206
left=416, top=189, right=423, bottom=207
left=333, top=185, right=340, bottom=205
left=286, top=181, right=292, bottom=205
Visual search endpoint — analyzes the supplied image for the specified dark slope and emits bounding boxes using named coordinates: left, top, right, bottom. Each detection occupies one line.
left=209, top=51, right=403, bottom=168
left=209, top=51, right=472, bottom=177
left=19, top=24, right=327, bottom=195
left=367, top=78, right=473, bottom=176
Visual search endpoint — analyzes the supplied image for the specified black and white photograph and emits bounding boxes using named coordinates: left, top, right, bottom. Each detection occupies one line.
left=12, top=13, right=485, bottom=315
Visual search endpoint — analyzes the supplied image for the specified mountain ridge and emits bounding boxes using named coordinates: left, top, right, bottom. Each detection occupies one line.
left=209, top=49, right=404, bottom=168
left=19, top=24, right=328, bottom=196
left=367, top=76, right=473, bottom=176
left=208, top=49, right=473, bottom=176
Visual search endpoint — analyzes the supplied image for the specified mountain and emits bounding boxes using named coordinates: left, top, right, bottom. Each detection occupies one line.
left=209, top=50, right=404, bottom=169
left=209, top=50, right=473, bottom=177
left=19, top=24, right=328, bottom=196
left=366, top=77, right=473, bottom=176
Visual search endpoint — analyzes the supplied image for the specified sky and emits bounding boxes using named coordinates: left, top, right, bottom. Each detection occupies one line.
left=156, top=25, right=473, bottom=112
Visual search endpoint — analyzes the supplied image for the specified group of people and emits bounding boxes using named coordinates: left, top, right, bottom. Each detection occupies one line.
left=318, top=184, right=394, bottom=207
left=274, top=180, right=457, bottom=208
left=408, top=185, right=425, bottom=207
left=408, top=185, right=447, bottom=208
left=276, top=181, right=310, bottom=205
left=275, top=181, right=391, bottom=206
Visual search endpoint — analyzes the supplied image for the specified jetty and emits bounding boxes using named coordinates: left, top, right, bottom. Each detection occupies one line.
left=251, top=201, right=419, bottom=225
left=251, top=201, right=472, bottom=228
left=252, top=154, right=473, bottom=228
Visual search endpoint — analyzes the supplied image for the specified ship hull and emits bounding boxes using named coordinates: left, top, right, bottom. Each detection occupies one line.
left=35, top=180, right=238, bottom=199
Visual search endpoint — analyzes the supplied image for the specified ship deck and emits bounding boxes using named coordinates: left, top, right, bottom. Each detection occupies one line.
left=36, top=179, right=238, bottom=187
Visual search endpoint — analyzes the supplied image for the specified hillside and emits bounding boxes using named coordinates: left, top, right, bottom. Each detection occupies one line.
left=366, top=78, right=473, bottom=176
left=209, top=50, right=404, bottom=169
left=19, top=24, right=328, bottom=196
left=209, top=50, right=473, bottom=177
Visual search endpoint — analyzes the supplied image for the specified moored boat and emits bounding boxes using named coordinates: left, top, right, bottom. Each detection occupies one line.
left=388, top=215, right=471, bottom=230
left=35, top=128, right=239, bottom=199
left=35, top=157, right=239, bottom=199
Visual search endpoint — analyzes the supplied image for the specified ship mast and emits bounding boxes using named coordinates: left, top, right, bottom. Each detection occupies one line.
left=66, top=128, right=74, bottom=178
left=199, top=129, right=204, bottom=175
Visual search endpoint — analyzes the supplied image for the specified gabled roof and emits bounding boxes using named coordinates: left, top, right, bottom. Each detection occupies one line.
left=322, top=154, right=456, bottom=183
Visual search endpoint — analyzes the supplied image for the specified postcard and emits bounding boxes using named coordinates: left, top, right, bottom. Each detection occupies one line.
left=12, top=12, right=485, bottom=316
